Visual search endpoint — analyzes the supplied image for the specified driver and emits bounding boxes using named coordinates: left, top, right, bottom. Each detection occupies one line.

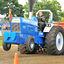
left=38, top=12, right=45, bottom=31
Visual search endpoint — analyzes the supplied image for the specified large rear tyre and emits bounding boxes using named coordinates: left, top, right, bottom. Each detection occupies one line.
left=45, top=26, right=64, bottom=55
left=19, top=36, right=36, bottom=54
left=3, top=40, right=11, bottom=51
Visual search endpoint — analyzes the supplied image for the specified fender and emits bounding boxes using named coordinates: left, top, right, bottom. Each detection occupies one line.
left=43, top=24, right=54, bottom=32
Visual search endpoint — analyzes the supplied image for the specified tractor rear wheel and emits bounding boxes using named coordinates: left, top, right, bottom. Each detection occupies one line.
left=45, top=26, right=64, bottom=55
left=19, top=36, right=36, bottom=54
left=3, top=40, right=11, bottom=51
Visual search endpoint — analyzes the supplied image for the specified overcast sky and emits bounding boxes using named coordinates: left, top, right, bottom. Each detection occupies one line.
left=0, top=0, right=64, bottom=18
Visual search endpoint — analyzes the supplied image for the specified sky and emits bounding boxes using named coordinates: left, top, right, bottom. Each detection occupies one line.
left=0, top=0, right=64, bottom=18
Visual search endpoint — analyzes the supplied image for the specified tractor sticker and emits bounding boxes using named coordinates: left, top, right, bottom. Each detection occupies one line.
left=23, top=26, right=26, bottom=28
left=22, top=18, right=37, bottom=26
left=12, top=18, right=20, bottom=23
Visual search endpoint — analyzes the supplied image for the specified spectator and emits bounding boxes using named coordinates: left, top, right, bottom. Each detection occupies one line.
left=8, top=26, right=10, bottom=30
left=0, top=24, right=10, bottom=30
left=6, top=26, right=9, bottom=30
left=0, top=25, right=1, bottom=30
left=3, top=25, right=6, bottom=30
left=1, top=26, right=4, bottom=30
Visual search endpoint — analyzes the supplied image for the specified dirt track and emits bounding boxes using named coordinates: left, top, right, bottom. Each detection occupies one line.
left=0, top=36, right=3, bottom=40
left=0, top=45, right=64, bottom=64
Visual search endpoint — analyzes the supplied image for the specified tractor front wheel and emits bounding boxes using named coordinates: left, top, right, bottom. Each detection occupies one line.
left=3, top=40, right=11, bottom=51
left=19, top=36, right=36, bottom=54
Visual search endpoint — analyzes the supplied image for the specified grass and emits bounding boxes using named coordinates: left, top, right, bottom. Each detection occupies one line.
left=0, top=40, right=3, bottom=45
left=2, top=34, right=3, bottom=36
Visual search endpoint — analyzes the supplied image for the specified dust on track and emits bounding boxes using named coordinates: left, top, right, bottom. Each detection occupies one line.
left=0, top=45, right=64, bottom=64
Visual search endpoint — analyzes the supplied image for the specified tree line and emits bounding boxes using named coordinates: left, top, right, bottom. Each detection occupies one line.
left=0, top=0, right=64, bottom=22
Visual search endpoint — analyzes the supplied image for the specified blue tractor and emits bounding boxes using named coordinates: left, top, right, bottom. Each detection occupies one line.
left=3, top=0, right=64, bottom=55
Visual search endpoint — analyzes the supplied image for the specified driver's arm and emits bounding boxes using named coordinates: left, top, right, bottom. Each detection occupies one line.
left=41, top=16, right=45, bottom=22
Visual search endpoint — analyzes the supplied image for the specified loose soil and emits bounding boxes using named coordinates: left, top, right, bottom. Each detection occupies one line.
left=0, top=45, right=64, bottom=64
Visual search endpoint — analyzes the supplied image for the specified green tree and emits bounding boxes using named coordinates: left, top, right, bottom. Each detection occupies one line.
left=0, top=0, right=5, bottom=14
left=51, top=0, right=61, bottom=21
left=24, top=0, right=39, bottom=18
left=59, top=11, right=64, bottom=18
left=24, top=2, right=29, bottom=18
left=0, top=0, right=24, bottom=20
left=24, top=0, right=61, bottom=22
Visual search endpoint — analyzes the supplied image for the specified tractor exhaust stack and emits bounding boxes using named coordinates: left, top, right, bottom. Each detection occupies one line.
left=28, top=0, right=36, bottom=19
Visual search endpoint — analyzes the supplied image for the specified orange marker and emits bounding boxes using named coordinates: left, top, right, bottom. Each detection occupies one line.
left=13, top=53, right=19, bottom=64
left=9, top=8, right=12, bottom=21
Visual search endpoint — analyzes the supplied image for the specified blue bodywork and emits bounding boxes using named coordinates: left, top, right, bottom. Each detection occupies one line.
left=4, top=16, right=45, bottom=48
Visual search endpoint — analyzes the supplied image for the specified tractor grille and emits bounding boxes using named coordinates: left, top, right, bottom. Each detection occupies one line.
left=12, top=23, right=21, bottom=32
